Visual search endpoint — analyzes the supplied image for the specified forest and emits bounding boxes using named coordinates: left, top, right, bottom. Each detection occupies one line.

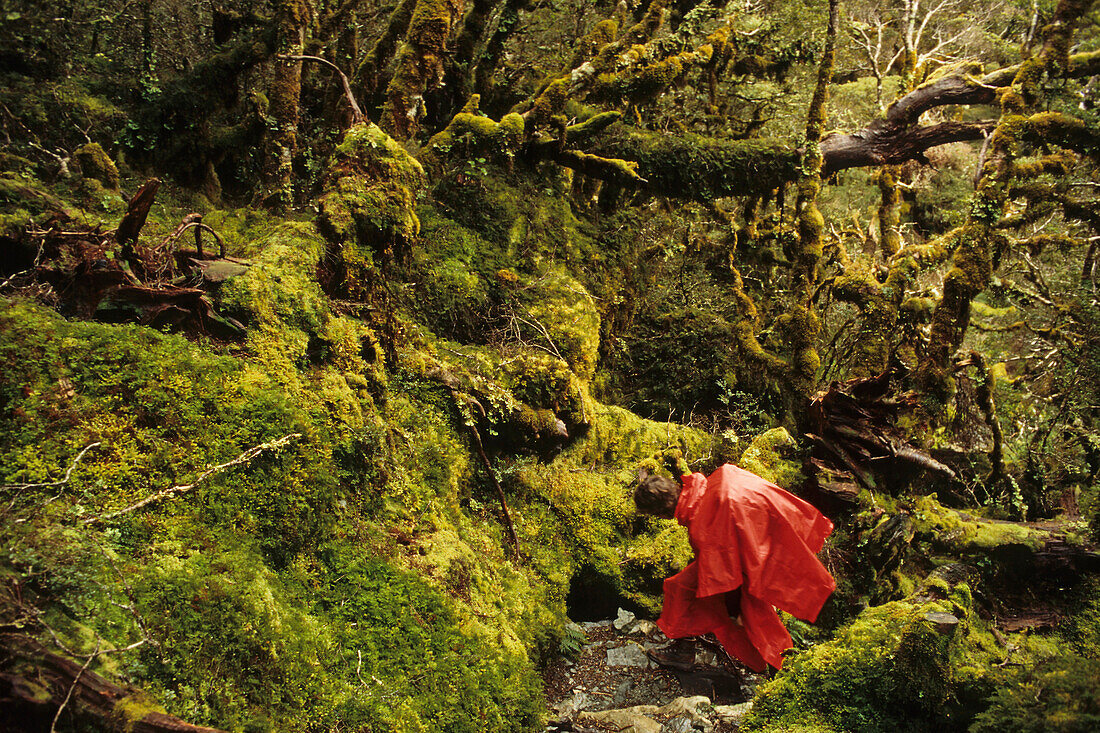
left=1, top=0, right=1099, bottom=730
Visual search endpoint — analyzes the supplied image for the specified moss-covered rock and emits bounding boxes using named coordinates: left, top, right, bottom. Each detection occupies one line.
left=741, top=582, right=996, bottom=733
left=74, top=142, right=120, bottom=190
left=317, top=122, right=426, bottom=294
left=739, top=427, right=803, bottom=489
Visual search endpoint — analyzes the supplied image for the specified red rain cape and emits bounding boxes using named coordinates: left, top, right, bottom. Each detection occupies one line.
left=656, top=464, right=835, bottom=671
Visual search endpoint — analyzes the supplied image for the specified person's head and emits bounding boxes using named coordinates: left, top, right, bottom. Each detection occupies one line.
left=633, top=468, right=680, bottom=519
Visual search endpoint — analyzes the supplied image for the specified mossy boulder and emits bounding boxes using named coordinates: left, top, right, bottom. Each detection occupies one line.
left=739, top=427, right=804, bottom=489
left=318, top=123, right=426, bottom=293
left=75, top=142, right=120, bottom=190
left=742, top=583, right=995, bottom=733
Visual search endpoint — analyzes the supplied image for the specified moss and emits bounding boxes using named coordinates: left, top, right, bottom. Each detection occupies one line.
left=421, top=105, right=526, bottom=175
left=381, top=0, right=463, bottom=139
left=970, top=654, right=1100, bottom=733
left=317, top=122, right=426, bottom=293
left=740, top=427, right=803, bottom=489
left=74, top=142, right=120, bottom=190
left=742, top=589, right=995, bottom=733
left=911, top=495, right=1045, bottom=553
left=621, top=522, right=692, bottom=615
left=588, top=125, right=801, bottom=201
left=568, top=19, right=618, bottom=70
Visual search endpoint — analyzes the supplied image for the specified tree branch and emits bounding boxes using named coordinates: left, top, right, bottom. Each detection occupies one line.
left=280, top=54, right=364, bottom=123
left=84, top=434, right=301, bottom=524
left=1, top=443, right=101, bottom=492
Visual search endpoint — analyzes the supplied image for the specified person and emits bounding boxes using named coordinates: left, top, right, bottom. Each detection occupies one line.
left=634, top=463, right=835, bottom=672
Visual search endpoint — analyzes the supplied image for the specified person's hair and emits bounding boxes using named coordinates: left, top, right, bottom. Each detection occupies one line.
left=633, top=472, right=680, bottom=517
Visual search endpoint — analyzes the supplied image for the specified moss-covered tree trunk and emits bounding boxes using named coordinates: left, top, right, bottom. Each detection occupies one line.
left=263, top=0, right=311, bottom=211
left=784, top=0, right=839, bottom=411
left=380, top=0, right=466, bottom=141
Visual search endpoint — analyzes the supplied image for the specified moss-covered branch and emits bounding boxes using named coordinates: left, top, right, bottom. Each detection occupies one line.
left=581, top=125, right=801, bottom=200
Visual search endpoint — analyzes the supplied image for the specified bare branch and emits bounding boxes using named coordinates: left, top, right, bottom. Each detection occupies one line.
left=1, top=443, right=101, bottom=492
left=84, top=434, right=301, bottom=524
left=280, top=54, right=364, bottom=123
left=50, top=638, right=100, bottom=733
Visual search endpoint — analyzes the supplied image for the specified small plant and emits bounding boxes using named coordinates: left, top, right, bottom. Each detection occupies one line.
left=560, top=621, right=587, bottom=660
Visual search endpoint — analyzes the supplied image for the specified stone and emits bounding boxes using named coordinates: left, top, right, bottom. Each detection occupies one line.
left=660, top=718, right=696, bottom=733
left=714, top=701, right=753, bottom=725
left=924, top=611, right=960, bottom=635
left=553, top=690, right=589, bottom=718
left=75, top=142, right=120, bottom=190
left=579, top=709, right=662, bottom=733
left=660, top=696, right=713, bottom=726
left=614, top=607, right=637, bottom=630
left=628, top=619, right=658, bottom=636
left=607, top=642, right=651, bottom=668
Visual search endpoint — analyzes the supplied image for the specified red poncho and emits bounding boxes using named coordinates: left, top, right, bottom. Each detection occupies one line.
left=656, top=464, right=835, bottom=671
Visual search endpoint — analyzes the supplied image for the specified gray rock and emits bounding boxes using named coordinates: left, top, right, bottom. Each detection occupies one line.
left=660, top=717, right=697, bottom=733
left=714, top=701, right=753, bottom=726
left=607, top=642, right=651, bottom=667
left=614, top=607, right=637, bottom=630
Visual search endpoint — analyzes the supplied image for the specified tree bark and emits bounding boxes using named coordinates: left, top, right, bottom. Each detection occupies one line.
left=264, top=0, right=310, bottom=211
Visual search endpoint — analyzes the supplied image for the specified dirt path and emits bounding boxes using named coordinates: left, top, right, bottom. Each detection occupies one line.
left=542, top=610, right=767, bottom=732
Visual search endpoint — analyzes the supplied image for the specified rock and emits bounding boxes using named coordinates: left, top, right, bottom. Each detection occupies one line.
left=607, top=642, right=651, bottom=668
left=660, top=718, right=696, bottom=733
left=579, top=708, right=662, bottom=733
left=552, top=690, right=589, bottom=718
left=613, top=678, right=636, bottom=706
left=660, top=696, right=714, bottom=727
left=924, top=611, right=960, bottom=635
left=714, top=701, right=753, bottom=725
left=75, top=142, right=120, bottom=190
left=614, top=607, right=637, bottom=630
left=628, top=619, right=658, bottom=636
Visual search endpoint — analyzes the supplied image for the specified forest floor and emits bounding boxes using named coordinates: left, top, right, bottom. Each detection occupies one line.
left=542, top=610, right=765, bottom=732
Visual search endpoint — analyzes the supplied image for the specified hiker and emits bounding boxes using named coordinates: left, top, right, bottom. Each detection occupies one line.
left=634, top=463, right=835, bottom=671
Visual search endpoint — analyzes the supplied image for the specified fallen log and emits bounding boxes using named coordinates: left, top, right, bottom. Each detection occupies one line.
left=0, top=635, right=224, bottom=732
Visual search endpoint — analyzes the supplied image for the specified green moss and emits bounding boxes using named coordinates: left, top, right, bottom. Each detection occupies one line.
left=740, top=427, right=804, bottom=488
left=911, top=495, right=1045, bottom=552
left=74, top=142, right=121, bottom=190
left=621, top=522, right=692, bottom=615
left=742, top=590, right=994, bottom=733
left=317, top=122, right=426, bottom=294
left=422, top=105, right=526, bottom=175
left=589, top=125, right=802, bottom=201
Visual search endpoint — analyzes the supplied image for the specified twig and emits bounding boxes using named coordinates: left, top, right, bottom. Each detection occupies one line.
left=1, top=443, right=101, bottom=492
left=84, top=434, right=301, bottom=524
left=279, top=54, right=364, bottom=123
left=0, top=237, right=45, bottom=290
left=50, top=638, right=100, bottom=733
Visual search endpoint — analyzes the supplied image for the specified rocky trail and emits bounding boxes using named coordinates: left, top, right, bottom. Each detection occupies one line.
left=542, top=610, right=766, bottom=733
